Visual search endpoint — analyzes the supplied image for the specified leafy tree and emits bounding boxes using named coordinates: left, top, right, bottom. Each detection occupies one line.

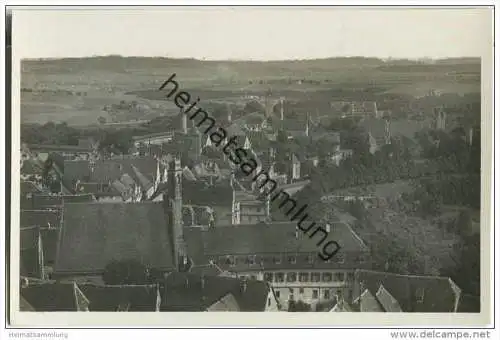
left=98, top=130, right=133, bottom=155
left=97, top=116, right=107, bottom=125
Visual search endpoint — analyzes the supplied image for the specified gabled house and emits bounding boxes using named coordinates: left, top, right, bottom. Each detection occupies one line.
left=20, top=274, right=280, bottom=312
left=329, top=269, right=466, bottom=313
left=64, top=156, right=164, bottom=202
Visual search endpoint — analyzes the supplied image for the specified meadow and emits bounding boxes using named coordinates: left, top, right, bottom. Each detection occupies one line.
left=20, top=56, right=481, bottom=126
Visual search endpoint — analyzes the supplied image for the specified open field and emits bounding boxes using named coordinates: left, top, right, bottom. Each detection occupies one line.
left=21, top=56, right=481, bottom=126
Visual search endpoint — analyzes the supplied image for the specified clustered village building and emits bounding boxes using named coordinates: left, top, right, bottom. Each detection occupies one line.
left=19, top=95, right=472, bottom=312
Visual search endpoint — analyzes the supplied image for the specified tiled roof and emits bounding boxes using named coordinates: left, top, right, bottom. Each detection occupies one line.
left=64, top=157, right=158, bottom=187
left=189, top=263, right=223, bottom=277
left=22, top=274, right=272, bottom=312
left=63, top=160, right=91, bottom=184
left=21, top=282, right=77, bottom=311
left=20, top=210, right=60, bottom=228
left=198, top=221, right=365, bottom=256
left=375, top=285, right=403, bottom=312
left=91, top=157, right=158, bottom=184
left=354, top=289, right=385, bottom=312
left=80, top=284, right=158, bottom=311
left=54, top=202, right=175, bottom=274
left=354, top=270, right=461, bottom=313
left=161, top=272, right=270, bottom=311
left=182, top=182, right=233, bottom=206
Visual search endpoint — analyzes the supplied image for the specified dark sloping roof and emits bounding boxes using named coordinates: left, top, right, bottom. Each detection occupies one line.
left=161, top=272, right=270, bottom=311
left=457, top=294, right=480, bottom=313
left=195, top=221, right=367, bottom=258
left=197, top=221, right=365, bottom=258
left=182, top=182, right=233, bottom=206
left=79, top=284, right=157, bottom=311
left=375, top=285, right=403, bottom=312
left=21, top=283, right=76, bottom=311
left=189, top=263, right=223, bottom=277
left=354, top=270, right=461, bottom=313
left=20, top=210, right=60, bottom=228
left=21, top=160, right=44, bottom=175
left=184, top=227, right=208, bottom=266
left=20, top=296, right=35, bottom=311
left=30, top=193, right=95, bottom=209
left=27, top=144, right=93, bottom=152
left=55, top=202, right=175, bottom=274
left=355, top=289, right=385, bottom=312
left=20, top=181, right=45, bottom=196
left=20, top=227, right=43, bottom=279
left=182, top=205, right=213, bottom=227
left=63, top=160, right=91, bottom=184
left=90, top=157, right=157, bottom=184
left=40, top=227, right=59, bottom=265
left=64, top=157, right=158, bottom=187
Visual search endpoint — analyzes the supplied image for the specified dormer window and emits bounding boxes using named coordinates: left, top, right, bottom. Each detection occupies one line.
left=288, top=256, right=296, bottom=264
left=247, top=255, right=256, bottom=265
left=224, top=255, right=235, bottom=267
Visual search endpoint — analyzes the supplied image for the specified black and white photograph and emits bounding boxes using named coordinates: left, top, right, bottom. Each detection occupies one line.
left=8, top=5, right=494, bottom=328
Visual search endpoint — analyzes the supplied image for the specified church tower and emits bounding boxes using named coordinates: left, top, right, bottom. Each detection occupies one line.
left=165, top=157, right=188, bottom=271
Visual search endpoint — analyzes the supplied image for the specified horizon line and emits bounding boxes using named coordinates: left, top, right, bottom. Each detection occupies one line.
left=21, top=55, right=482, bottom=63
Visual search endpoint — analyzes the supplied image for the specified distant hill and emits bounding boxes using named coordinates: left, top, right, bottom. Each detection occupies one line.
left=20, top=55, right=481, bottom=126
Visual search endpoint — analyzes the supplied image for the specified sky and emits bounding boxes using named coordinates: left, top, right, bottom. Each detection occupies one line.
left=13, top=7, right=492, bottom=60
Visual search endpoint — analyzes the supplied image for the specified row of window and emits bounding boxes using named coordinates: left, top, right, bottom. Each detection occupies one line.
left=218, top=254, right=351, bottom=266
left=274, top=288, right=352, bottom=301
left=264, top=272, right=354, bottom=283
